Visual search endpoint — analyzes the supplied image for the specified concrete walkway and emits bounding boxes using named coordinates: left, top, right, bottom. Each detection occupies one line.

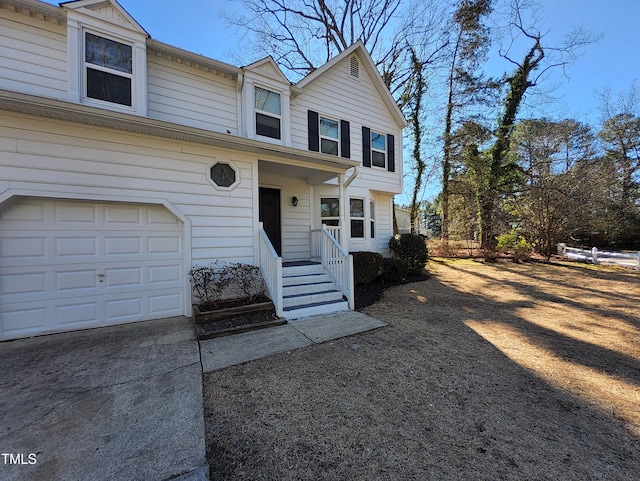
left=200, top=311, right=387, bottom=372
left=0, top=317, right=208, bottom=481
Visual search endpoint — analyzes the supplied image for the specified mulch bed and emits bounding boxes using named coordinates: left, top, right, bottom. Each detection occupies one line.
left=195, top=272, right=430, bottom=339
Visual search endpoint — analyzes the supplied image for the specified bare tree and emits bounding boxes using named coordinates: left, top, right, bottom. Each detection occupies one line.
left=225, top=0, right=402, bottom=78
left=509, top=119, right=595, bottom=257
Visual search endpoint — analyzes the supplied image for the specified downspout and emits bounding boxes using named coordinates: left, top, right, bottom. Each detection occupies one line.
left=338, top=165, right=359, bottom=252
left=341, top=167, right=358, bottom=251
left=236, top=72, right=244, bottom=137
left=338, top=173, right=347, bottom=251
left=344, top=166, right=359, bottom=188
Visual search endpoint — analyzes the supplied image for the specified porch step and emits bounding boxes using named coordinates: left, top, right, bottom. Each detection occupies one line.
left=283, top=299, right=349, bottom=320
left=281, top=262, right=349, bottom=320
left=283, top=289, right=344, bottom=308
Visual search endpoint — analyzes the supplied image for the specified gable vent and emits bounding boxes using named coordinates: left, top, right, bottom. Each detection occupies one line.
left=349, top=56, right=360, bottom=79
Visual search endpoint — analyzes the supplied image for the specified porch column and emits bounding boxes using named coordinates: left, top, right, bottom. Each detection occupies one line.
left=338, top=173, right=348, bottom=251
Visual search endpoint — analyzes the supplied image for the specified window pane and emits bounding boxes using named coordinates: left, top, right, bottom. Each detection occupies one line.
left=321, top=198, right=339, bottom=217
left=86, top=33, right=132, bottom=73
left=371, top=131, right=385, bottom=150
left=255, top=86, right=281, bottom=115
left=351, top=219, right=364, bottom=238
left=370, top=220, right=375, bottom=238
left=320, top=117, right=339, bottom=139
left=321, top=138, right=339, bottom=156
left=372, top=151, right=386, bottom=167
left=350, top=198, right=364, bottom=217
left=86, top=68, right=132, bottom=106
left=210, top=163, right=236, bottom=187
left=370, top=201, right=375, bottom=220
left=256, top=113, right=281, bottom=139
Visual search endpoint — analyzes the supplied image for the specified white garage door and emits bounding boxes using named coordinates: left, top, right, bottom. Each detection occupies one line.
left=0, top=198, right=185, bottom=340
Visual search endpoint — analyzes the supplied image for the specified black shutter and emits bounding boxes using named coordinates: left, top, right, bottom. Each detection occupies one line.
left=387, top=133, right=395, bottom=172
left=340, top=120, right=350, bottom=158
left=362, top=126, right=371, bottom=167
left=308, top=110, right=319, bottom=152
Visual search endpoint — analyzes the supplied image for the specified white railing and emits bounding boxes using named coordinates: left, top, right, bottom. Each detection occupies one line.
left=259, top=222, right=283, bottom=316
left=314, top=225, right=354, bottom=309
left=558, top=243, right=640, bottom=271
left=311, top=226, right=341, bottom=259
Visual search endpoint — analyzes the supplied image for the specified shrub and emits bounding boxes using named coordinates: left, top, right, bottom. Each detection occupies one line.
left=496, top=229, right=533, bottom=262
left=227, top=263, right=265, bottom=302
left=352, top=251, right=383, bottom=285
left=381, top=257, right=409, bottom=284
left=189, top=261, right=265, bottom=306
left=388, top=233, right=429, bottom=274
left=188, top=261, right=231, bottom=307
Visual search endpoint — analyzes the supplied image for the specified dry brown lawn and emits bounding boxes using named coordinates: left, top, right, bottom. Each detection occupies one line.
left=203, top=259, right=640, bottom=480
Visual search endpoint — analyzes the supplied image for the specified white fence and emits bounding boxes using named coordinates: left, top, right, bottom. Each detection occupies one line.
left=557, top=244, right=640, bottom=271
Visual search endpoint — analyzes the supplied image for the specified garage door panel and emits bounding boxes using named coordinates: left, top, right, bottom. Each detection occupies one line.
left=56, top=269, right=99, bottom=291
left=105, top=236, right=143, bottom=255
left=105, top=266, right=143, bottom=288
left=149, top=292, right=183, bottom=315
left=55, top=236, right=98, bottom=257
left=1, top=270, right=47, bottom=295
left=105, top=204, right=143, bottom=223
left=1, top=236, right=46, bottom=259
left=148, top=207, right=182, bottom=225
left=56, top=302, right=100, bottom=327
left=148, top=265, right=182, bottom=285
left=0, top=200, right=45, bottom=222
left=1, top=304, right=50, bottom=339
left=106, top=296, right=144, bottom=321
left=148, top=235, right=181, bottom=254
left=0, top=199, right=185, bottom=340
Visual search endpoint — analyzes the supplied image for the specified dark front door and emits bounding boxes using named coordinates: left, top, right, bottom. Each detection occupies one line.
left=259, top=187, right=282, bottom=256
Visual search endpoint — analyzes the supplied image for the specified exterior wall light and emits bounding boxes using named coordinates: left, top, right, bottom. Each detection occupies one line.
left=291, top=196, right=298, bottom=206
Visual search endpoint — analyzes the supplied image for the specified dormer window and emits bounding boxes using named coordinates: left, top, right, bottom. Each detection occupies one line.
left=85, top=32, right=133, bottom=107
left=65, top=2, right=147, bottom=116
left=255, top=86, right=281, bottom=139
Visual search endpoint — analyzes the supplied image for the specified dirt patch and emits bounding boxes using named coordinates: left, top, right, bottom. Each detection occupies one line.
left=355, top=272, right=430, bottom=310
left=202, top=259, right=640, bottom=480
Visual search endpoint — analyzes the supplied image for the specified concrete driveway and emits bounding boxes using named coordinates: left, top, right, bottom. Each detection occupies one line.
left=0, top=316, right=208, bottom=481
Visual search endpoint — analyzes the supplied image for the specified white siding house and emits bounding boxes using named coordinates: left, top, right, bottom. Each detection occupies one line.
left=0, top=0, right=407, bottom=340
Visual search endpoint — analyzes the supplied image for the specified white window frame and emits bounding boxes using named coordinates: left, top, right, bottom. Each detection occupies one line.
left=350, top=197, right=365, bottom=239
left=371, top=130, right=386, bottom=169
left=254, top=85, right=282, bottom=140
left=83, top=29, right=134, bottom=108
left=320, top=197, right=340, bottom=226
left=66, top=11, right=147, bottom=115
left=370, top=200, right=376, bottom=239
left=319, top=115, right=340, bottom=156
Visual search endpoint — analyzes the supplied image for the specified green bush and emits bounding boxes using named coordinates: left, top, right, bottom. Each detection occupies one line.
left=388, top=233, right=428, bottom=274
left=381, top=257, right=409, bottom=284
left=496, top=229, right=533, bottom=262
left=351, top=251, right=383, bottom=285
